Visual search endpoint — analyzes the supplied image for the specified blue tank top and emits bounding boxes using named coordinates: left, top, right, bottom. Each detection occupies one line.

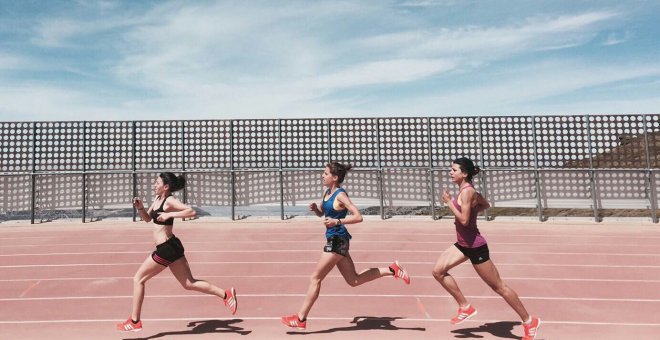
left=322, top=188, right=352, bottom=240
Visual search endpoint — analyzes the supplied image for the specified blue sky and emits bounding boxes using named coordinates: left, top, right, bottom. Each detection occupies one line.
left=0, top=0, right=659, bottom=121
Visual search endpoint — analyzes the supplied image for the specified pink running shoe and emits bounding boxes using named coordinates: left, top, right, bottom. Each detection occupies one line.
left=116, top=318, right=142, bottom=332
left=223, top=287, right=237, bottom=315
left=450, top=305, right=477, bottom=325
left=522, top=316, right=541, bottom=340
left=281, top=314, right=307, bottom=330
left=390, top=260, right=411, bottom=285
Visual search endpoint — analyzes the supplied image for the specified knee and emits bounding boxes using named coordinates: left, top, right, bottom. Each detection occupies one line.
left=181, top=279, right=197, bottom=290
left=432, top=268, right=448, bottom=280
left=309, top=275, right=323, bottom=287
left=133, top=274, right=147, bottom=286
left=489, top=282, right=508, bottom=295
left=344, top=277, right=359, bottom=287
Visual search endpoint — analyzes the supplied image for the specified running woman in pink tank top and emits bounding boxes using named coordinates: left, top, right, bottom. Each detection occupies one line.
left=433, top=158, right=541, bottom=340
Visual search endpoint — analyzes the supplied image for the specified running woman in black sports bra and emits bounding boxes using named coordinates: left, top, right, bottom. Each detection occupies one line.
left=116, top=172, right=237, bottom=332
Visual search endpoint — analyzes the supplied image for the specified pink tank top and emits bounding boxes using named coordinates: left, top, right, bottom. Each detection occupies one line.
left=452, top=184, right=487, bottom=248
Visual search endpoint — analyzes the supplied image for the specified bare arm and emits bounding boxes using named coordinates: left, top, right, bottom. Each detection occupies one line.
left=443, top=188, right=475, bottom=225
left=133, top=197, right=152, bottom=223
left=309, top=196, right=324, bottom=217
left=323, top=192, right=363, bottom=227
left=158, top=197, right=196, bottom=221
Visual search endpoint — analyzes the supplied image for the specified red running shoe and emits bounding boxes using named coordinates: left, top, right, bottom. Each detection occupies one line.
left=281, top=314, right=306, bottom=330
left=116, top=318, right=142, bottom=332
left=224, top=287, right=237, bottom=315
left=522, top=316, right=541, bottom=340
left=450, top=305, right=477, bottom=325
left=390, top=260, right=411, bottom=285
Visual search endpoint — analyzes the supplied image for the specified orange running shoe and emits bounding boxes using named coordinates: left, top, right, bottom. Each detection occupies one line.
left=390, top=260, right=411, bottom=285
left=522, top=316, right=541, bottom=340
left=450, top=305, right=477, bottom=325
left=223, top=287, right=237, bottom=315
left=116, top=318, right=142, bottom=332
left=281, top=314, right=306, bottom=330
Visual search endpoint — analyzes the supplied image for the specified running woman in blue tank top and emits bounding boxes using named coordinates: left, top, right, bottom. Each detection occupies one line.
left=281, top=162, right=411, bottom=330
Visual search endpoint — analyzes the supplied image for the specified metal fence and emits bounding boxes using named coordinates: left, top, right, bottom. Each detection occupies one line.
left=0, top=114, right=658, bottom=223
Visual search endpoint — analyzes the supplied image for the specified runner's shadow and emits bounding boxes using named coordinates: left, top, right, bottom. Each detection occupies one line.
left=287, top=316, right=426, bottom=335
left=451, top=321, right=519, bottom=339
left=123, top=319, right=252, bottom=339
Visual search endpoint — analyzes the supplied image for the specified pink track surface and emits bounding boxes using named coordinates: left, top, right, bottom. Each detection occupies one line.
left=1, top=217, right=659, bottom=340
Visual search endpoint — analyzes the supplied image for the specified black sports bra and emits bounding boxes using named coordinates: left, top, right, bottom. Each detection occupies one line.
left=150, top=195, right=174, bottom=226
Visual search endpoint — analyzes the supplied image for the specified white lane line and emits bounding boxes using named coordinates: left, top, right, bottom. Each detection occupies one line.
left=2, top=262, right=660, bottom=268
left=0, top=317, right=659, bottom=326
left=2, top=294, right=660, bottom=302
left=1, top=275, right=660, bottom=283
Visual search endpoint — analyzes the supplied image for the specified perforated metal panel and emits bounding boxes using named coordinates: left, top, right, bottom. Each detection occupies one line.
left=0, top=175, right=31, bottom=219
left=379, top=118, right=429, bottom=167
left=185, top=172, right=233, bottom=206
left=0, top=115, right=657, bottom=223
left=184, top=120, right=231, bottom=170
left=589, top=115, right=646, bottom=169
left=283, top=171, right=320, bottom=203
left=35, top=175, right=83, bottom=221
left=330, top=118, right=379, bottom=168
left=539, top=171, right=592, bottom=208
left=646, top=115, right=659, bottom=168
left=0, top=122, right=32, bottom=173
left=234, top=171, right=280, bottom=206
left=430, top=117, right=480, bottom=168
left=281, top=119, right=327, bottom=168
left=595, top=171, right=648, bottom=209
left=481, top=117, right=535, bottom=168
left=34, top=122, right=84, bottom=172
left=135, top=121, right=182, bottom=170
left=342, top=170, right=381, bottom=200
left=85, top=121, right=133, bottom=171
left=485, top=170, right=537, bottom=207
left=85, top=173, right=133, bottom=221
left=232, top=120, right=279, bottom=169
left=535, top=116, right=590, bottom=168
left=382, top=169, right=430, bottom=216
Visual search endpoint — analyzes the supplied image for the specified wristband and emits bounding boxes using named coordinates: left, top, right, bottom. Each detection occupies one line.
left=337, top=219, right=342, bottom=225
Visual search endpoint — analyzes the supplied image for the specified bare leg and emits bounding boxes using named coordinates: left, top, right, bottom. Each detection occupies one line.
left=169, top=257, right=226, bottom=298
left=473, top=260, right=530, bottom=321
left=336, top=253, right=392, bottom=287
left=297, top=251, right=344, bottom=320
left=131, top=256, right=167, bottom=321
left=432, top=245, right=470, bottom=308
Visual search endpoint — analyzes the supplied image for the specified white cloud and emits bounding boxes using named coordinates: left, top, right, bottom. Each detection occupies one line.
left=366, top=60, right=660, bottom=115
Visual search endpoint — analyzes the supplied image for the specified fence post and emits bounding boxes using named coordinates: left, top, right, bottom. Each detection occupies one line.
left=82, top=122, right=87, bottom=223
left=279, top=119, right=284, bottom=220
left=131, top=121, right=137, bottom=222
left=477, top=117, right=491, bottom=220
left=230, top=120, right=235, bottom=220
left=586, top=115, right=601, bottom=222
left=642, top=114, right=658, bottom=223
left=531, top=117, right=544, bottom=222
left=30, top=122, right=36, bottom=224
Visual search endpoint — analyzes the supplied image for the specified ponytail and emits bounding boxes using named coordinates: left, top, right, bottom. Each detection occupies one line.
left=159, top=172, right=186, bottom=192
